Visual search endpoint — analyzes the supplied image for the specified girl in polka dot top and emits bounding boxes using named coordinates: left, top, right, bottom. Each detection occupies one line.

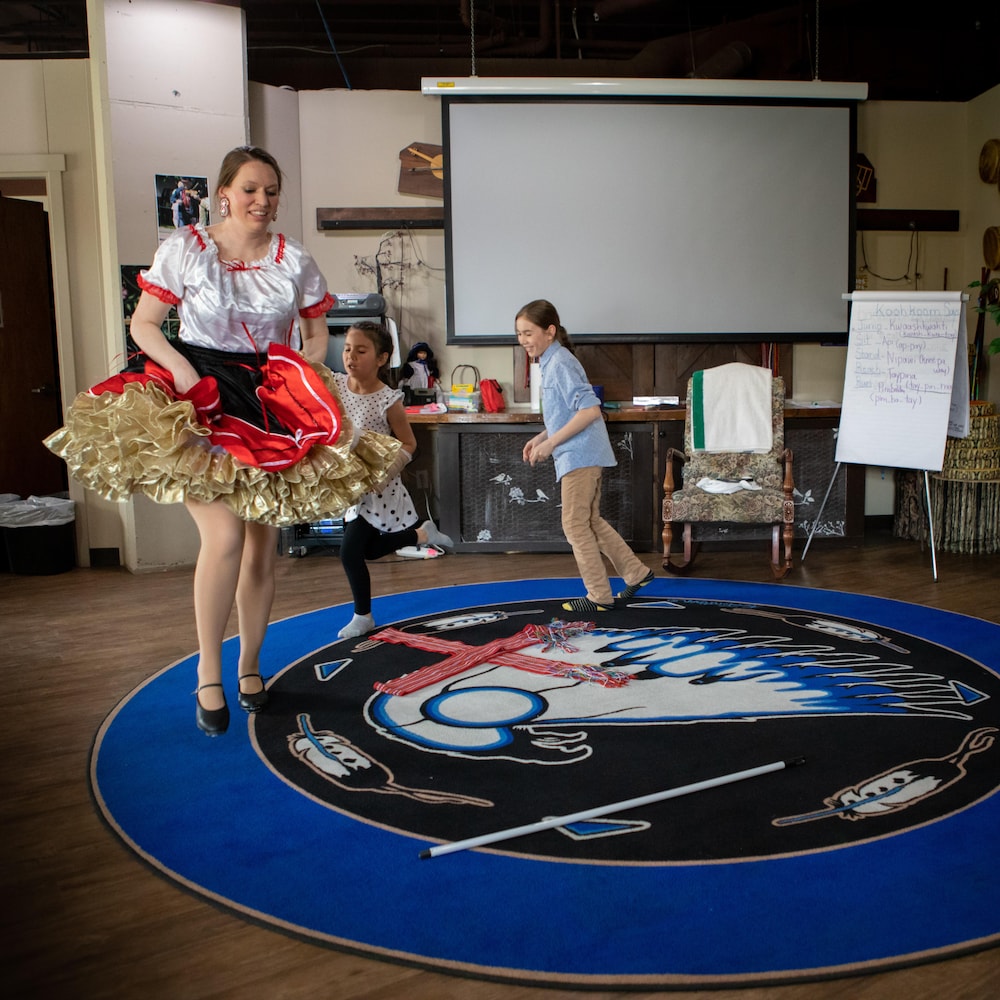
left=333, top=322, right=452, bottom=638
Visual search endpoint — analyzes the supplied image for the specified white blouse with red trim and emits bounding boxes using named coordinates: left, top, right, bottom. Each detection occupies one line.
left=138, top=223, right=334, bottom=354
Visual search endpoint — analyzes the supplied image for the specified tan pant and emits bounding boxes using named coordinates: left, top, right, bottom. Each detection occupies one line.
left=560, top=466, right=648, bottom=605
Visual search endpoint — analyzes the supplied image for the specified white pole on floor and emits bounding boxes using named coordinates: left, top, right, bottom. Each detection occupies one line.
left=419, top=757, right=804, bottom=859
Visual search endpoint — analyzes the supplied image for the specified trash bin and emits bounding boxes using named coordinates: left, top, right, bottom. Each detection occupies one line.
left=0, top=494, right=77, bottom=575
left=0, top=494, right=16, bottom=573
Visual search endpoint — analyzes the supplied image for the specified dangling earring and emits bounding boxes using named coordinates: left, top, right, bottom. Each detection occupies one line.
left=272, top=210, right=278, bottom=222
left=219, top=196, right=229, bottom=218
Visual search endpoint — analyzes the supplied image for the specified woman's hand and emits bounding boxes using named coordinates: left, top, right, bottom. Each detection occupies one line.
left=170, top=362, right=203, bottom=397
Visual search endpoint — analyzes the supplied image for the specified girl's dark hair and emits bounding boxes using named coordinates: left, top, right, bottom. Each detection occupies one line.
left=216, top=145, right=283, bottom=197
left=349, top=321, right=393, bottom=380
left=515, top=299, right=574, bottom=352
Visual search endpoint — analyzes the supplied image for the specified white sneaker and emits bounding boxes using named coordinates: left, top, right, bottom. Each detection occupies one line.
left=396, top=544, right=444, bottom=559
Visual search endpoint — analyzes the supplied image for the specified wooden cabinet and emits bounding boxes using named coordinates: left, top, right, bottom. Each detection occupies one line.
left=432, top=421, right=653, bottom=552
left=412, top=408, right=863, bottom=554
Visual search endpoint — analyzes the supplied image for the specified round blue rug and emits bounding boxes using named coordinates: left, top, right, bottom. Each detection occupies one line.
left=90, top=578, right=1000, bottom=989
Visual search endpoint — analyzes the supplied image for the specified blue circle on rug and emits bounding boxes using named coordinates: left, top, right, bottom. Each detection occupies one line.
left=91, top=579, right=1000, bottom=989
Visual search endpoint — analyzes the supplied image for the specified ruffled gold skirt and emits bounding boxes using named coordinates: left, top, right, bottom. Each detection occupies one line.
left=44, top=361, right=402, bottom=527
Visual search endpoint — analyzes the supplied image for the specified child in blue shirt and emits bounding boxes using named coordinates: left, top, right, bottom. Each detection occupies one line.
left=516, top=299, right=654, bottom=611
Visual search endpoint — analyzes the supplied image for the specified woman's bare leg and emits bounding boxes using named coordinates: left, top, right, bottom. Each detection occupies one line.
left=185, top=499, right=245, bottom=711
left=235, top=520, right=279, bottom=692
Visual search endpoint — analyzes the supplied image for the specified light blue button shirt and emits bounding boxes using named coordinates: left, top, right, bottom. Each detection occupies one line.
left=538, top=341, right=616, bottom=482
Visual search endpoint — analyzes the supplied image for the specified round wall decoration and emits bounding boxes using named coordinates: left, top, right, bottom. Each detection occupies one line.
left=979, top=138, right=1000, bottom=185
left=985, top=226, right=1000, bottom=269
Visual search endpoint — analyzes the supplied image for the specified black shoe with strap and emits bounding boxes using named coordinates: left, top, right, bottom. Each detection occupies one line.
left=237, top=673, right=268, bottom=713
left=195, top=683, right=230, bottom=736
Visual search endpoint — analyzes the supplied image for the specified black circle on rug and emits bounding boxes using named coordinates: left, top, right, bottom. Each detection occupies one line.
left=91, top=579, right=1000, bottom=989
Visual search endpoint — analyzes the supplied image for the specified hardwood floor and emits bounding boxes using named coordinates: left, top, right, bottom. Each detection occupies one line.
left=3, top=528, right=999, bottom=999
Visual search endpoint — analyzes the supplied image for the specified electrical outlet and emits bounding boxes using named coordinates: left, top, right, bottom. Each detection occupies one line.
left=414, top=469, right=430, bottom=491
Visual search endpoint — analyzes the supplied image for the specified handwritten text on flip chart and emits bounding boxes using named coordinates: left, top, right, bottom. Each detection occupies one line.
left=836, top=295, right=965, bottom=471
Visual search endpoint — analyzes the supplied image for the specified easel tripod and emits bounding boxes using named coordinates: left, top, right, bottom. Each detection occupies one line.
left=802, top=463, right=939, bottom=581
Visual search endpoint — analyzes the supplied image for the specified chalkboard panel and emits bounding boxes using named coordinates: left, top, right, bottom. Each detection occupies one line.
left=437, top=423, right=654, bottom=552
left=835, top=292, right=969, bottom=471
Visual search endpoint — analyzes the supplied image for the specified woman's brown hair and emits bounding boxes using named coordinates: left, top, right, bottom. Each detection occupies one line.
left=216, top=146, right=283, bottom=201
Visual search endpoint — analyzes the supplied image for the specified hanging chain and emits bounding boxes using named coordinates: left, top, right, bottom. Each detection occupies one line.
left=813, top=0, right=821, bottom=81
left=469, top=0, right=477, bottom=77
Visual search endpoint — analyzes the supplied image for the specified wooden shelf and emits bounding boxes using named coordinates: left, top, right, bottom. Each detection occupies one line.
left=856, top=209, right=959, bottom=232
left=316, top=207, right=444, bottom=230
left=317, top=207, right=958, bottom=233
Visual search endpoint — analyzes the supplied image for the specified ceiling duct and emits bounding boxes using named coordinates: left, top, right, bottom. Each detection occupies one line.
left=459, top=0, right=555, bottom=58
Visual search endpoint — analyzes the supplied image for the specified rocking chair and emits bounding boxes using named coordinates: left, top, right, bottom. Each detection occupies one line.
left=661, top=365, right=795, bottom=579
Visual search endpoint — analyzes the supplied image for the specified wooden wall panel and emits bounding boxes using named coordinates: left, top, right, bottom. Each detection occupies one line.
left=512, top=342, right=793, bottom=404
left=575, top=342, right=641, bottom=401
left=655, top=343, right=793, bottom=398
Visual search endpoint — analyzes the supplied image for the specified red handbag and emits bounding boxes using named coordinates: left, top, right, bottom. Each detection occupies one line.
left=480, top=378, right=505, bottom=413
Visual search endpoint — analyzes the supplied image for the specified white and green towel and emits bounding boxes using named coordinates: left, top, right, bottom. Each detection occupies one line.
left=691, top=363, right=773, bottom=453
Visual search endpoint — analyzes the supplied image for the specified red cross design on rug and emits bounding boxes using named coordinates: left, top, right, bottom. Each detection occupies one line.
left=371, top=621, right=632, bottom=696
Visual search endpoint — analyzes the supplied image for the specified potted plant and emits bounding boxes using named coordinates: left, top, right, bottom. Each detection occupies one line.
left=969, top=274, right=1000, bottom=399
left=975, top=275, right=1000, bottom=353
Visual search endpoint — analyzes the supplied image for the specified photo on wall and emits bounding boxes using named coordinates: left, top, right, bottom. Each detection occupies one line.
left=155, top=173, right=209, bottom=243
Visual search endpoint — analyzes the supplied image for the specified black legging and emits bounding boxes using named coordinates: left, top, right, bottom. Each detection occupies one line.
left=339, top=515, right=419, bottom=615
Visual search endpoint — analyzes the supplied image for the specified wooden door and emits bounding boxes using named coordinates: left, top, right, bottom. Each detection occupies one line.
left=0, top=195, right=67, bottom=498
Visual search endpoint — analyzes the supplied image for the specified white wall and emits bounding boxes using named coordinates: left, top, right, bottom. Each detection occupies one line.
left=791, top=95, right=1000, bottom=514
left=249, top=82, right=303, bottom=243
left=296, top=90, right=446, bottom=327
left=0, top=61, right=51, bottom=152
left=296, top=89, right=510, bottom=389
left=104, top=2, right=247, bottom=268
left=795, top=100, right=971, bottom=404
left=93, top=0, right=249, bottom=569
left=0, top=58, right=123, bottom=559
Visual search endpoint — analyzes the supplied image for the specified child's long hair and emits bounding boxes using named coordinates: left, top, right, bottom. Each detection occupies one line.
left=515, top=299, right=575, bottom=353
left=349, top=321, right=393, bottom=381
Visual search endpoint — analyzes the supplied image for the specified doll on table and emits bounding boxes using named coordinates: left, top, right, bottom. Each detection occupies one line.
left=399, top=341, right=439, bottom=392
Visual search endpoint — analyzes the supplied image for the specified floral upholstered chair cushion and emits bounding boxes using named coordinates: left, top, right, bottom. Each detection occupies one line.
left=662, top=373, right=794, bottom=577
left=667, top=376, right=786, bottom=522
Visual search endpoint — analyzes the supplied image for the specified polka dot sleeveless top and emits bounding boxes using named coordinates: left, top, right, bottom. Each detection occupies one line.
left=334, top=372, right=418, bottom=531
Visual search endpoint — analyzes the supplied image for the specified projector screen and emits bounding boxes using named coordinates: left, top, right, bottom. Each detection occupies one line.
left=442, top=97, right=857, bottom=345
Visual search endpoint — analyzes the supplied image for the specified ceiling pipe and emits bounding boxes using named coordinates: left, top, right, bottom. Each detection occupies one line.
left=261, top=1, right=779, bottom=85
